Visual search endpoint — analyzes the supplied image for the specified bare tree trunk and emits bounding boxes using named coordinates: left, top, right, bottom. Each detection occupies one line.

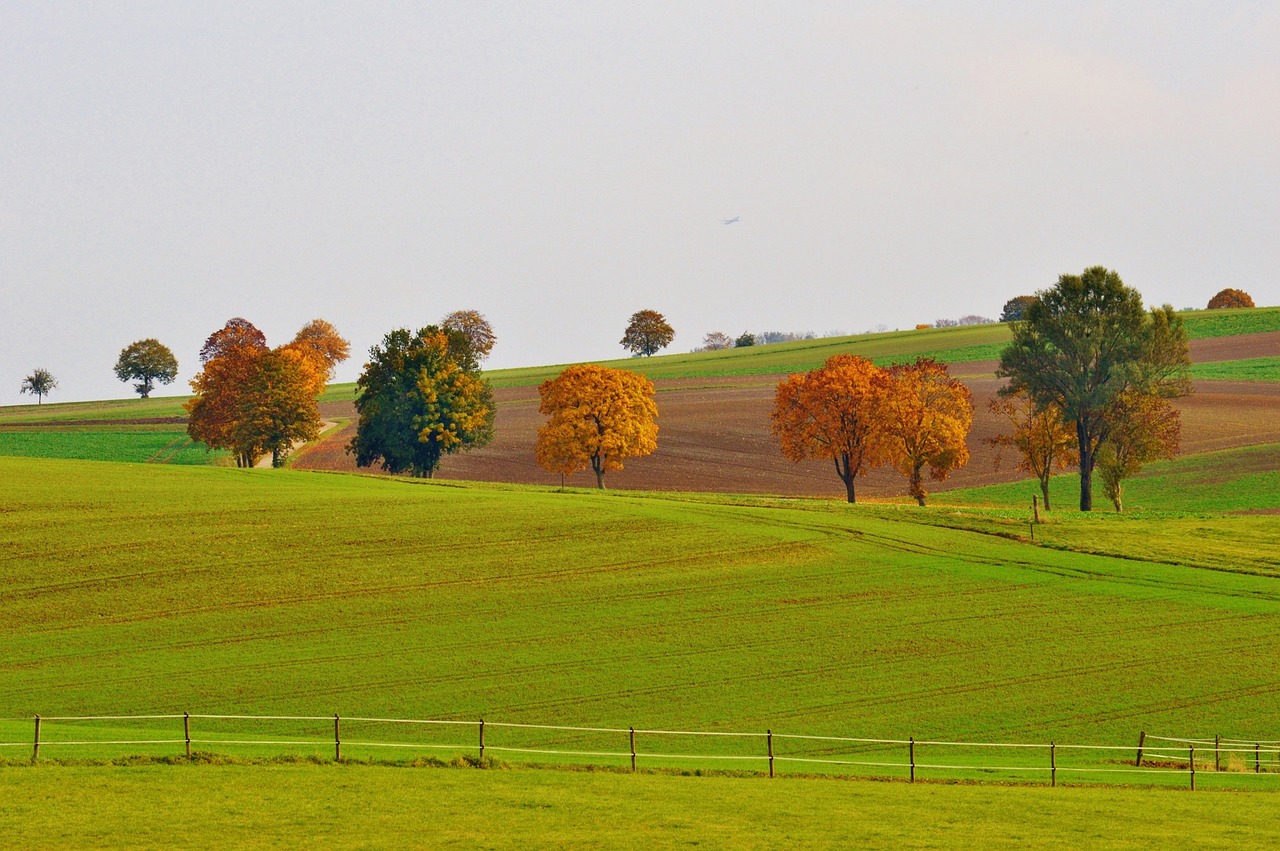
left=1039, top=475, right=1052, bottom=512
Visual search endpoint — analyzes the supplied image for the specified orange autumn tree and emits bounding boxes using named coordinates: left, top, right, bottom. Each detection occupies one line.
left=536, top=364, right=658, bottom=489
left=879, top=358, right=974, bottom=506
left=986, top=391, right=1078, bottom=511
left=187, top=317, right=348, bottom=467
left=771, top=354, right=888, bottom=503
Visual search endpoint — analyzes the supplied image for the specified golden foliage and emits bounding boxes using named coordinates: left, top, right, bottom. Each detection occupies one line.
left=536, top=365, right=658, bottom=488
left=1097, top=391, right=1181, bottom=512
left=879, top=358, right=974, bottom=506
left=987, top=392, right=1078, bottom=511
left=771, top=354, right=888, bottom=503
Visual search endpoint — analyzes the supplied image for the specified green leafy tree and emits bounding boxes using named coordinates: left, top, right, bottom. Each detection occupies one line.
left=999, top=295, right=1037, bottom=323
left=620, top=309, right=675, bottom=357
left=997, top=267, right=1191, bottom=511
left=347, top=326, right=495, bottom=478
left=114, top=338, right=179, bottom=398
left=734, top=331, right=756, bottom=348
left=20, top=368, right=57, bottom=404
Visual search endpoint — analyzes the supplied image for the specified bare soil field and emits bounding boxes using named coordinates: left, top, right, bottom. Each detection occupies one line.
left=296, top=366, right=1280, bottom=499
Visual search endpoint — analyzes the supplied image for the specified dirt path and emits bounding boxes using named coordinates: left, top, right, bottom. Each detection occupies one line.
left=256, top=421, right=339, bottom=469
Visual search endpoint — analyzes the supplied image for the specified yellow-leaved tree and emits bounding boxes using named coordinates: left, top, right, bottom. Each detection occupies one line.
left=986, top=391, right=1078, bottom=511
left=771, top=354, right=889, bottom=503
left=879, top=358, right=973, bottom=506
left=536, top=364, right=658, bottom=489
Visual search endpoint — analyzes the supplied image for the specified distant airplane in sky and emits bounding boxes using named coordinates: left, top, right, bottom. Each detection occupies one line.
left=722, top=216, right=740, bottom=225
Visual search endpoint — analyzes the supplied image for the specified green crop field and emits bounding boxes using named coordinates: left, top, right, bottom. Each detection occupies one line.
left=1190, top=357, right=1280, bottom=382
left=0, top=429, right=223, bottom=465
left=3, top=457, right=1279, bottom=760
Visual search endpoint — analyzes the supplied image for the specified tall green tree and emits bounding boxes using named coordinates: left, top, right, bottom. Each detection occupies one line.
left=20, top=368, right=57, bottom=404
left=114, top=338, right=179, bottom=398
left=347, top=326, right=495, bottom=478
left=997, top=267, right=1191, bottom=511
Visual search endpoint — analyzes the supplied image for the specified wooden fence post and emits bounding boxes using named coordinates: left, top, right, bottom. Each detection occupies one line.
left=334, top=714, right=341, bottom=762
left=184, top=712, right=191, bottom=759
left=1032, top=496, right=1040, bottom=524
left=1189, top=745, right=1195, bottom=791
left=32, top=715, right=40, bottom=763
left=629, top=727, right=636, bottom=773
left=1256, top=743, right=1261, bottom=774
left=909, top=737, right=915, bottom=783
left=479, top=719, right=485, bottom=761
left=1214, top=734, right=1220, bottom=772
left=1135, top=730, right=1146, bottom=767
left=1050, top=741, right=1056, bottom=788
left=767, top=730, right=774, bottom=778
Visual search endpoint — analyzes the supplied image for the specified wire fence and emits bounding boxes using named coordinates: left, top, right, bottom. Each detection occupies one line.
left=3, top=714, right=1278, bottom=789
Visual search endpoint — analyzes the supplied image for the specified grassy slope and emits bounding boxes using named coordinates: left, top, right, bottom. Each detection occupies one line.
left=1191, top=357, right=1280, bottom=382
left=3, top=457, right=1279, bottom=757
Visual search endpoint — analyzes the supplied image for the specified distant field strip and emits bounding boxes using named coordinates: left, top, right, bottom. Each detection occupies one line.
left=1191, top=357, right=1280, bottom=382
left=0, top=429, right=222, bottom=465
left=5, top=712, right=1277, bottom=790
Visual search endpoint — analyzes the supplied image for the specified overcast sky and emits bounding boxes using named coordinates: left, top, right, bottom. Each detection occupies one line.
left=3, top=2, right=1277, bottom=405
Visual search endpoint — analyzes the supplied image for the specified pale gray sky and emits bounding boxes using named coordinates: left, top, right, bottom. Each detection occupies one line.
left=3, top=2, right=1277, bottom=405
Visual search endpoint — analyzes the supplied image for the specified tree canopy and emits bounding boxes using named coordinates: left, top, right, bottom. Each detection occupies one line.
left=1206, top=288, right=1255, bottom=309
left=620, top=309, right=675, bottom=357
left=535, top=364, right=658, bottom=489
left=20, top=369, right=57, bottom=404
left=771, top=355, right=888, bottom=503
left=114, top=338, right=178, bottom=398
left=442, top=310, right=497, bottom=361
left=999, top=295, right=1037, bottom=323
left=997, top=267, right=1191, bottom=511
left=347, top=326, right=495, bottom=478
left=187, top=317, right=346, bottom=467
left=986, top=391, right=1077, bottom=511
left=879, top=358, right=973, bottom=506
left=1096, top=391, right=1181, bottom=513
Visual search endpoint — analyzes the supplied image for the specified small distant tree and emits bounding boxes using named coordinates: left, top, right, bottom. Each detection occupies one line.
left=536, top=365, right=658, bottom=489
left=1096, top=391, right=1181, bottom=513
left=957, top=315, right=993, bottom=326
left=702, top=331, right=733, bottom=351
left=114, top=338, right=179, bottom=398
left=986, top=392, right=1078, bottom=511
left=620, top=309, right=675, bottom=357
left=1206, top=288, right=1255, bottom=310
left=442, top=310, right=497, bottom=361
left=1000, top=296, right=1037, bottom=323
left=771, top=354, right=888, bottom=503
left=879, top=358, right=973, bottom=506
left=734, top=331, right=756, bottom=348
left=348, top=326, right=495, bottom=478
left=20, top=369, right=57, bottom=404
left=934, top=318, right=958, bottom=328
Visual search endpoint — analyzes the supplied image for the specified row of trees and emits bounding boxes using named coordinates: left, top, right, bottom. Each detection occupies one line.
left=996, top=267, right=1191, bottom=512
left=186, top=318, right=350, bottom=467
left=772, top=356, right=974, bottom=505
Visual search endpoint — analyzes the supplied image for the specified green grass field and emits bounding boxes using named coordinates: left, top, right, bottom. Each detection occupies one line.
left=1190, top=357, right=1280, bottom=382
left=1, top=761, right=1277, bottom=849
left=3, top=456, right=1278, bottom=765
left=0, top=429, right=223, bottom=465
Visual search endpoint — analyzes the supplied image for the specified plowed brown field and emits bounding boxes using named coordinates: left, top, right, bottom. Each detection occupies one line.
left=293, top=331, right=1280, bottom=498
